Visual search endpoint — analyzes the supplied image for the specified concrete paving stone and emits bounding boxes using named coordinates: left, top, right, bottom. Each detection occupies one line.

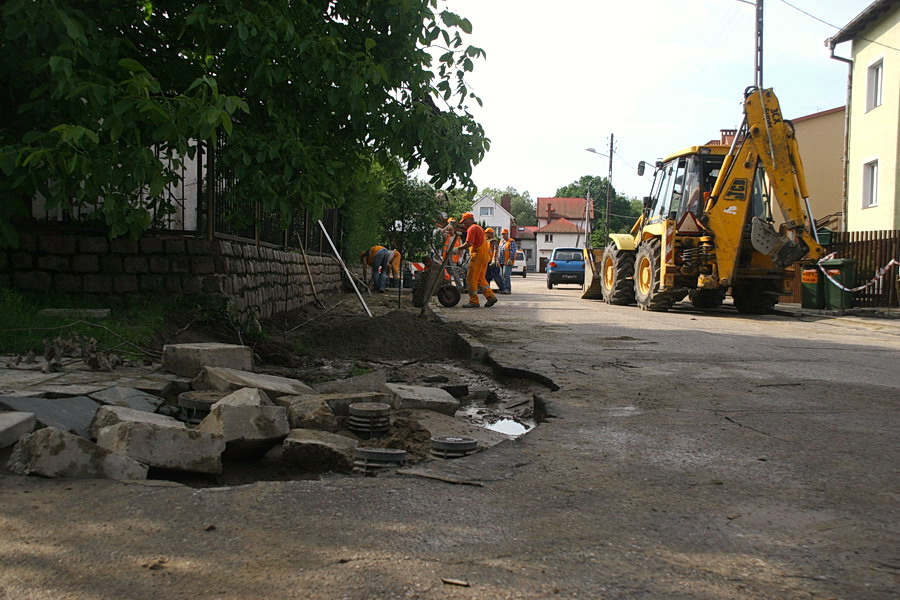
left=0, top=411, right=37, bottom=448
left=454, top=333, right=488, bottom=362
left=280, top=396, right=339, bottom=431
left=7, top=427, right=148, bottom=480
left=0, top=395, right=99, bottom=438
left=275, top=391, right=389, bottom=416
left=193, top=366, right=317, bottom=398
left=282, top=429, right=358, bottom=473
left=96, top=421, right=225, bottom=474
left=197, top=388, right=289, bottom=458
left=88, top=386, right=164, bottom=413
left=89, top=405, right=186, bottom=439
left=161, top=343, right=253, bottom=378
left=384, top=383, right=460, bottom=416
left=313, top=370, right=388, bottom=395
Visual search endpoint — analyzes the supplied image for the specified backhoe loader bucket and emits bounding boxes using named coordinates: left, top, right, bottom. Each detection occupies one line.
left=581, top=248, right=605, bottom=300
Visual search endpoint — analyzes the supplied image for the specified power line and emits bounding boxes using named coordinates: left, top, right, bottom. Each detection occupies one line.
left=776, top=0, right=900, bottom=52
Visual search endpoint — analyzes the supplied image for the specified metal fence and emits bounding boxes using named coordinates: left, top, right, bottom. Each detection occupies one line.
left=31, top=139, right=342, bottom=254
left=828, top=230, right=900, bottom=307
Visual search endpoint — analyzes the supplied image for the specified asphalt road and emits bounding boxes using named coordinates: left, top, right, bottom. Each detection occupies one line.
left=1, top=272, right=898, bottom=600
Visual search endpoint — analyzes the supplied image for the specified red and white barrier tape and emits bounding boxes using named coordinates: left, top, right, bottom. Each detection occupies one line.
left=814, top=252, right=900, bottom=293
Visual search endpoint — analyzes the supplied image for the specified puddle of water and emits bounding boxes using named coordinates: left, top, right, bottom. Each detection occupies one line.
left=484, top=418, right=533, bottom=436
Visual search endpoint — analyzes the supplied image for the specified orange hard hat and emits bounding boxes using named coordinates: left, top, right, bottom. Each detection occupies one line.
left=460, top=212, right=474, bottom=221
left=447, top=217, right=455, bottom=223
left=502, top=228, right=509, bottom=234
left=485, top=227, right=494, bottom=234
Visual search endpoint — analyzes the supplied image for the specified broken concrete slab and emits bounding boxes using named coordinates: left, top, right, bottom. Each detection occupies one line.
left=384, top=383, right=460, bottom=416
left=89, top=405, right=186, bottom=439
left=313, top=370, right=387, bottom=395
left=278, top=395, right=339, bottom=431
left=193, top=366, right=317, bottom=398
left=282, top=429, right=358, bottom=473
left=275, top=391, right=389, bottom=417
left=8, top=427, right=148, bottom=480
left=197, top=388, right=289, bottom=458
left=455, top=333, right=488, bottom=362
left=88, top=386, right=164, bottom=413
left=96, top=421, right=225, bottom=474
left=0, top=395, right=99, bottom=438
left=162, top=343, right=253, bottom=378
left=0, top=411, right=36, bottom=448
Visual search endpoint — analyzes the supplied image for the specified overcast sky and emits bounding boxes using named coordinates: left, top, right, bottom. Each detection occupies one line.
left=444, top=0, right=871, bottom=201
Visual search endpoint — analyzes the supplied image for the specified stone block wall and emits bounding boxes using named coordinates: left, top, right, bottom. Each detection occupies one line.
left=1, top=231, right=342, bottom=318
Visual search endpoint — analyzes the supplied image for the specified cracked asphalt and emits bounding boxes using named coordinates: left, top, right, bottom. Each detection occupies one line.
left=1, top=273, right=898, bottom=599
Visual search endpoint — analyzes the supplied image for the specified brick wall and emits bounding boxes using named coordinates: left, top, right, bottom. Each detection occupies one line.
left=1, top=231, right=343, bottom=318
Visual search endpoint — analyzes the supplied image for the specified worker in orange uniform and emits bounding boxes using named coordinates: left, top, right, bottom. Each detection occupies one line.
left=454, top=213, right=498, bottom=308
left=484, top=227, right=501, bottom=291
left=360, top=245, right=401, bottom=292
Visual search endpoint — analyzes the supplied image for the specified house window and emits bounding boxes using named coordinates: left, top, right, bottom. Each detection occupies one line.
left=867, top=60, right=883, bottom=111
left=863, top=160, right=878, bottom=208
left=544, top=234, right=553, bottom=243
left=479, top=206, right=493, bottom=217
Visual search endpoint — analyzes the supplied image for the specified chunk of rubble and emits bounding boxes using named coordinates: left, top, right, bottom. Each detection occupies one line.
left=275, top=391, right=388, bottom=418
left=384, top=383, right=460, bottom=416
left=96, top=421, right=225, bottom=474
left=8, top=427, right=148, bottom=480
left=89, top=405, right=187, bottom=439
left=282, top=429, right=358, bottom=473
left=88, top=386, right=164, bottom=413
left=0, top=411, right=37, bottom=448
left=0, top=395, right=99, bottom=438
left=274, top=395, right=339, bottom=431
left=193, top=366, right=317, bottom=398
left=197, top=388, right=289, bottom=458
left=313, top=371, right=387, bottom=395
left=162, top=343, right=254, bottom=378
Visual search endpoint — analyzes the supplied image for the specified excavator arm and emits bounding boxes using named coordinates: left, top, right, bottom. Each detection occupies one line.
left=704, top=87, right=825, bottom=287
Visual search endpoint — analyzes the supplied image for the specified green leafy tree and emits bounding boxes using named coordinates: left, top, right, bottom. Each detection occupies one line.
left=477, top=187, right=535, bottom=225
left=555, top=175, right=640, bottom=244
left=0, top=0, right=488, bottom=247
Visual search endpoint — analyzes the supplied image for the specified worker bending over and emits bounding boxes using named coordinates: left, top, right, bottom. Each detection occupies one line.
left=360, top=246, right=401, bottom=292
left=454, top=213, right=498, bottom=308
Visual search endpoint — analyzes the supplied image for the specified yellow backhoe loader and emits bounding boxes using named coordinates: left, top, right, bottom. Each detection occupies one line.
left=583, top=86, right=826, bottom=313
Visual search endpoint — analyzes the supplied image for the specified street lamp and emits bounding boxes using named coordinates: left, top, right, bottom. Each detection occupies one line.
left=586, top=139, right=614, bottom=239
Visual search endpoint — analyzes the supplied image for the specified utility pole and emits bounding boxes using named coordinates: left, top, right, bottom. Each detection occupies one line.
left=754, top=0, right=764, bottom=88
left=605, top=134, right=614, bottom=238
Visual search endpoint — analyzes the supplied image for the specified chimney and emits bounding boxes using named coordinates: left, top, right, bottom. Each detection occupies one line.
left=501, top=194, right=511, bottom=213
left=720, top=129, right=736, bottom=145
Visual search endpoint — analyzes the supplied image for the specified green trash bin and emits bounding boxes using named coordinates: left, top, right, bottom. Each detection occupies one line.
left=800, top=266, right=825, bottom=309
left=820, top=258, right=856, bottom=310
left=816, top=227, right=833, bottom=246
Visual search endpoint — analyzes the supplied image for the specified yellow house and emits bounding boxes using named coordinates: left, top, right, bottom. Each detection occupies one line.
left=827, top=0, right=900, bottom=232
left=791, top=107, right=846, bottom=231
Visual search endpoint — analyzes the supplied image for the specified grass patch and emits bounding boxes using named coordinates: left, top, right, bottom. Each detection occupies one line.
left=0, top=287, right=168, bottom=359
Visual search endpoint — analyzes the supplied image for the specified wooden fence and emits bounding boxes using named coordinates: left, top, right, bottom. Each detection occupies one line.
left=783, top=230, right=900, bottom=308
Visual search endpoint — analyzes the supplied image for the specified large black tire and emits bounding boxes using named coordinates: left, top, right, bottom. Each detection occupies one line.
left=436, top=284, right=461, bottom=307
left=633, top=240, right=675, bottom=311
left=546, top=278, right=554, bottom=289
left=600, top=243, right=636, bottom=305
left=689, top=288, right=725, bottom=309
left=522, top=270, right=526, bottom=278
left=732, top=280, right=778, bottom=314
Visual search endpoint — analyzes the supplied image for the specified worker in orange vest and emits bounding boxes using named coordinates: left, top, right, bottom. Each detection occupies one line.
left=360, top=246, right=401, bottom=292
left=440, top=217, right=466, bottom=289
left=497, top=228, right=518, bottom=294
left=453, top=213, right=498, bottom=308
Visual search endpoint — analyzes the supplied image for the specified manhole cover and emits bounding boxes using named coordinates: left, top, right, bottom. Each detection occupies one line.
left=430, top=436, right=478, bottom=459
left=353, top=447, right=408, bottom=474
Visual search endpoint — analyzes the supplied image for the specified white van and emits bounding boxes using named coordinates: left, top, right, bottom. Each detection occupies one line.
left=510, top=251, right=527, bottom=277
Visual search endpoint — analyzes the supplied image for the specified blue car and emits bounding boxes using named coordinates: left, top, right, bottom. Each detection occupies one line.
left=546, top=247, right=585, bottom=289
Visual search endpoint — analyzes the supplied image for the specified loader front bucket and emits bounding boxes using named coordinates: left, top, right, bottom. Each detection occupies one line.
left=581, top=248, right=605, bottom=300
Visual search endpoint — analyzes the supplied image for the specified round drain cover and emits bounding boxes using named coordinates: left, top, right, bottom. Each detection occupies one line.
left=349, top=402, right=392, bottom=417
left=353, top=447, right=407, bottom=461
left=431, top=436, right=477, bottom=451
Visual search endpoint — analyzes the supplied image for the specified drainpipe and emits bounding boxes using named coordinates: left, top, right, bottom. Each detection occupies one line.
left=828, top=41, right=853, bottom=232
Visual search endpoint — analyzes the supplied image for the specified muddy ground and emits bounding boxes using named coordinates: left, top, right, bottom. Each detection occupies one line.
left=1, top=277, right=898, bottom=600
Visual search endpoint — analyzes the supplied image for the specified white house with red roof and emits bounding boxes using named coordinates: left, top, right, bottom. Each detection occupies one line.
left=534, top=197, right=593, bottom=271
